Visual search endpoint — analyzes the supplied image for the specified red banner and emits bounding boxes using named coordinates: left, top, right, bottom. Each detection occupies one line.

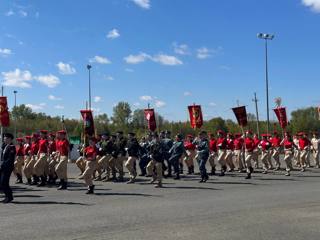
left=274, top=107, right=288, bottom=129
left=80, top=110, right=95, bottom=136
left=0, top=97, right=10, bottom=127
left=232, top=106, right=248, bottom=127
left=144, top=108, right=157, bottom=132
left=188, top=105, right=203, bottom=129
left=318, top=106, right=320, bottom=120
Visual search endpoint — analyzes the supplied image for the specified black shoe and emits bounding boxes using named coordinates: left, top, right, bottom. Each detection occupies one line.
left=117, top=177, right=125, bottom=182
left=26, top=178, right=32, bottom=185
left=249, top=167, right=254, bottom=173
left=203, top=175, right=209, bottom=182
left=191, top=166, right=195, bottom=174
left=37, top=176, right=47, bottom=187
left=2, top=196, right=13, bottom=204
left=210, top=167, right=216, bottom=176
left=245, top=173, right=251, bottom=179
left=219, top=171, right=225, bottom=177
left=173, top=174, right=180, bottom=180
left=86, top=185, right=95, bottom=194
left=199, top=179, right=204, bottom=183
left=57, top=180, right=67, bottom=190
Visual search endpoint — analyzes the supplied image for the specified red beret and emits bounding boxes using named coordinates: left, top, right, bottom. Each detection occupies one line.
left=57, top=130, right=66, bottom=135
left=187, top=134, right=194, bottom=138
left=32, top=133, right=40, bottom=138
left=16, top=138, right=23, bottom=142
left=25, top=136, right=32, bottom=140
left=217, top=130, right=225, bottom=135
left=40, top=130, right=48, bottom=134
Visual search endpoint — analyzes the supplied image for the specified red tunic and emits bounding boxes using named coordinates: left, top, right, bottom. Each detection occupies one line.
left=84, top=146, right=97, bottom=161
left=234, top=138, right=243, bottom=150
left=245, top=137, right=254, bottom=152
left=260, top=140, right=271, bottom=151
left=38, top=139, right=48, bottom=154
left=24, top=144, right=31, bottom=156
left=48, top=141, right=57, bottom=154
left=226, top=139, right=234, bottom=151
left=31, top=141, right=39, bottom=155
left=209, top=139, right=217, bottom=152
left=184, top=141, right=196, bottom=151
left=216, top=137, right=227, bottom=150
left=271, top=137, right=281, bottom=148
left=16, top=145, right=24, bottom=156
left=283, top=139, right=293, bottom=150
left=57, top=139, right=69, bottom=156
left=253, top=137, right=260, bottom=149
left=299, top=138, right=310, bottom=150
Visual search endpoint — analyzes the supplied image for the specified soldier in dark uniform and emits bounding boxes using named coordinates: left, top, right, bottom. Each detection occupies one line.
left=115, top=131, right=127, bottom=182
left=0, top=133, right=16, bottom=203
left=138, top=135, right=152, bottom=176
left=162, top=130, right=173, bottom=177
left=169, top=134, right=186, bottom=180
left=125, top=133, right=140, bottom=184
left=193, top=131, right=210, bottom=183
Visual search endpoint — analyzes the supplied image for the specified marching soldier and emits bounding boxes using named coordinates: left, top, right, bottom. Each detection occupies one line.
left=14, top=138, right=24, bottom=184
left=244, top=130, right=254, bottom=179
left=47, top=133, right=57, bottom=185
left=216, top=130, right=227, bottom=176
left=115, top=131, right=127, bottom=182
left=194, top=131, right=210, bottom=183
left=298, top=132, right=309, bottom=172
left=168, top=134, right=185, bottom=180
left=34, top=130, right=49, bottom=187
left=293, top=135, right=300, bottom=167
left=138, top=135, right=152, bottom=177
left=76, top=143, right=86, bottom=176
left=0, top=133, right=16, bottom=203
left=281, top=132, right=295, bottom=176
left=23, top=136, right=32, bottom=185
left=311, top=132, right=320, bottom=168
left=82, top=137, right=98, bottom=194
left=162, top=131, right=174, bottom=177
left=125, top=133, right=140, bottom=184
left=184, top=134, right=196, bottom=175
left=208, top=133, right=217, bottom=175
left=271, top=131, right=282, bottom=170
left=259, top=134, right=272, bottom=174
left=225, top=133, right=235, bottom=172
left=234, top=133, right=244, bottom=172
left=55, top=130, right=69, bottom=190
left=252, top=133, right=261, bottom=168
left=147, top=133, right=165, bottom=188
left=30, top=133, right=40, bottom=185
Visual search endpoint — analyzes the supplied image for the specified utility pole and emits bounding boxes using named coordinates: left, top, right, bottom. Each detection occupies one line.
left=252, top=92, right=260, bottom=137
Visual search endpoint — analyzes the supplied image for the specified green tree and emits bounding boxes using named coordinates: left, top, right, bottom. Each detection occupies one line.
left=111, top=102, right=132, bottom=130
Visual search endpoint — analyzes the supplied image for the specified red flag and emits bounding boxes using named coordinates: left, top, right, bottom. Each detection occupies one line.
left=144, top=108, right=157, bottom=132
left=0, top=97, right=10, bottom=127
left=188, top=105, right=203, bottom=129
left=273, top=107, right=288, bottom=129
left=80, top=110, right=95, bottom=136
left=318, top=106, right=320, bottom=120
left=232, top=106, right=248, bottom=127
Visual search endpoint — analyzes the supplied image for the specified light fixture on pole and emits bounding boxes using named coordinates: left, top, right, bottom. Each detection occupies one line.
left=87, top=64, right=92, bottom=110
left=257, top=32, right=274, bottom=134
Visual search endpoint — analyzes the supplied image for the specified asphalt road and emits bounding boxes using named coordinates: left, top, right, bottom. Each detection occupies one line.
left=1, top=164, right=320, bottom=240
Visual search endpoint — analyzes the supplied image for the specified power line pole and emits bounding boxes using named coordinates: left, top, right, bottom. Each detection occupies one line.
left=252, top=92, right=260, bottom=137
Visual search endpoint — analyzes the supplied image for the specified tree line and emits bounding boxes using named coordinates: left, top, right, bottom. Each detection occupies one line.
left=7, top=102, right=320, bottom=139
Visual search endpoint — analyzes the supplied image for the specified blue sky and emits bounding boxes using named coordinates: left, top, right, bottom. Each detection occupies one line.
left=0, top=0, right=320, bottom=122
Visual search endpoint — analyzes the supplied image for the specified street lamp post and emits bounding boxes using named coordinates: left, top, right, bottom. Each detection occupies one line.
left=87, top=65, right=92, bottom=110
left=257, top=33, right=274, bottom=134
left=13, top=90, right=17, bottom=139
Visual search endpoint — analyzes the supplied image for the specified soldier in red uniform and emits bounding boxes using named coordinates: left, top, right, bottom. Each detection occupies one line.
left=216, top=130, right=227, bottom=176
left=184, top=134, right=196, bottom=174
left=208, top=133, right=217, bottom=175
left=55, top=130, right=69, bottom=190
left=23, top=136, right=32, bottom=185
left=82, top=137, right=97, bottom=194
left=244, top=130, right=255, bottom=179
left=271, top=131, right=282, bottom=170
left=225, top=133, right=235, bottom=172
left=252, top=134, right=261, bottom=168
left=259, top=134, right=272, bottom=174
left=29, top=133, right=40, bottom=185
left=14, top=138, right=24, bottom=183
left=34, top=130, right=48, bottom=186
left=281, top=132, right=295, bottom=176
left=234, top=133, right=244, bottom=172
left=298, top=132, right=310, bottom=172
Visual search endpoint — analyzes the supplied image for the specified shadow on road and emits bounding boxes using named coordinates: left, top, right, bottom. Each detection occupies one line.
left=94, top=192, right=159, bottom=197
left=163, top=186, right=220, bottom=191
left=11, top=201, right=91, bottom=206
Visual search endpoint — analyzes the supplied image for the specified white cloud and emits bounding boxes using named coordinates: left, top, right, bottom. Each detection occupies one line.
left=155, top=100, right=166, bottom=108
left=26, top=103, right=45, bottom=111
left=1, top=69, right=32, bottom=88
left=5, top=10, right=14, bottom=16
left=132, top=0, right=151, bottom=9
left=183, top=91, right=192, bottom=96
left=173, top=43, right=190, bottom=55
left=219, top=65, right=231, bottom=71
left=0, top=48, right=12, bottom=57
left=48, top=95, right=62, bottom=101
left=209, top=102, right=217, bottom=107
left=54, top=105, right=64, bottom=109
left=124, top=53, right=150, bottom=64
left=56, top=62, right=76, bottom=75
left=19, top=10, right=27, bottom=17
left=152, top=54, right=183, bottom=66
left=35, top=74, right=60, bottom=88
left=94, top=96, right=102, bottom=103
left=125, top=68, right=134, bottom=72
left=89, top=55, right=111, bottom=64
left=197, top=46, right=223, bottom=59
left=140, top=95, right=153, bottom=101
left=92, top=107, right=101, bottom=113
left=104, top=75, right=114, bottom=81
left=133, top=102, right=141, bottom=107
left=107, top=28, right=120, bottom=39
left=302, top=0, right=320, bottom=12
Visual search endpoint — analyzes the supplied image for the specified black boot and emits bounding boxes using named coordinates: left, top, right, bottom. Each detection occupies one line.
left=15, top=174, right=23, bottom=184
left=86, top=185, right=95, bottom=194
left=37, top=176, right=46, bottom=187
left=26, top=178, right=32, bottom=185
left=219, top=166, right=227, bottom=176
left=174, top=173, right=180, bottom=180
left=187, top=166, right=192, bottom=175
left=179, top=163, right=183, bottom=174
left=203, top=174, right=209, bottom=183
left=210, top=167, right=216, bottom=176
left=57, top=179, right=67, bottom=190
left=191, top=165, right=195, bottom=174
left=245, top=172, right=251, bottom=179
left=31, top=175, right=39, bottom=185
